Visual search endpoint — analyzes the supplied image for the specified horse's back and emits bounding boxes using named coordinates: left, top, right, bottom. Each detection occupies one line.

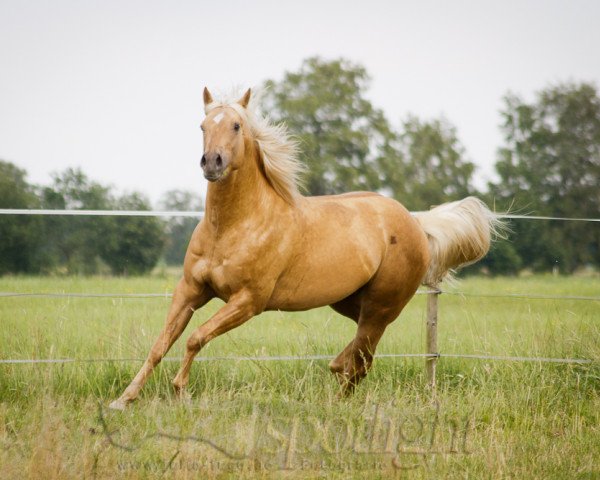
left=310, top=191, right=381, bottom=200
left=306, top=192, right=429, bottom=283
left=303, top=192, right=422, bottom=241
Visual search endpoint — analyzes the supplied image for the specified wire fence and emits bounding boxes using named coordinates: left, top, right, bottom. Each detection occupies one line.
left=1, top=288, right=597, bottom=366
left=1, top=209, right=598, bottom=369
left=0, top=290, right=599, bottom=302
left=2, top=208, right=600, bottom=222
left=0, top=209, right=203, bottom=217
left=0, top=353, right=592, bottom=365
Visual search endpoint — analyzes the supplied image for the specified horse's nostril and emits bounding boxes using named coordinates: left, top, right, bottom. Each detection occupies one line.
left=216, top=155, right=222, bottom=167
left=200, top=154, right=207, bottom=167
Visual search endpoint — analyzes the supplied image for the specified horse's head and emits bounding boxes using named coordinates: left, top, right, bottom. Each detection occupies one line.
left=200, top=87, right=252, bottom=182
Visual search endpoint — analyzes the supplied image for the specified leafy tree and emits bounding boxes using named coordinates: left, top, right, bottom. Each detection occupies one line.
left=100, top=193, right=165, bottom=275
left=0, top=160, right=41, bottom=274
left=262, top=57, right=399, bottom=195
left=159, top=190, right=203, bottom=265
left=38, top=168, right=165, bottom=275
left=40, top=168, right=113, bottom=274
left=491, top=82, right=600, bottom=272
left=469, top=237, right=523, bottom=276
left=261, top=57, right=478, bottom=214
left=392, top=116, right=476, bottom=210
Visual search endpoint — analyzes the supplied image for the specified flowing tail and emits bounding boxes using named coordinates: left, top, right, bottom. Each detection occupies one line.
left=414, top=196, right=505, bottom=286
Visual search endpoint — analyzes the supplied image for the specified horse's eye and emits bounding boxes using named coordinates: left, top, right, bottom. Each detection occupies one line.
left=233, top=123, right=240, bottom=132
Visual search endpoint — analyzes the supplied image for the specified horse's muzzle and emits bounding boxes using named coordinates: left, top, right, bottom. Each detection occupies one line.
left=201, top=152, right=227, bottom=182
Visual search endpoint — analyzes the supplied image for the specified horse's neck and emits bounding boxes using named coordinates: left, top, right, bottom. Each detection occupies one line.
left=205, top=150, right=284, bottom=231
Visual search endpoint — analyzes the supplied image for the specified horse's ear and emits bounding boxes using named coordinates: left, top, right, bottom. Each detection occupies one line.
left=237, top=88, right=252, bottom=109
left=203, top=87, right=214, bottom=108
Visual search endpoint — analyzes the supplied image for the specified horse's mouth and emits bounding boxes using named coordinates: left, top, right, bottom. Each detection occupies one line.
left=204, top=166, right=231, bottom=182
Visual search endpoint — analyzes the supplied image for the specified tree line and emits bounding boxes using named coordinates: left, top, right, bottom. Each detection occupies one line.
left=0, top=165, right=203, bottom=275
left=1, top=57, right=598, bottom=276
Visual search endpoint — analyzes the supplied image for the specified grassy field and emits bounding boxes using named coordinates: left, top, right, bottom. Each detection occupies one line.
left=0, top=274, right=598, bottom=479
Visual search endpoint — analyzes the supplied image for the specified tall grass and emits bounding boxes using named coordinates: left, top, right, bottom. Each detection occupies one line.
left=0, top=275, right=598, bottom=478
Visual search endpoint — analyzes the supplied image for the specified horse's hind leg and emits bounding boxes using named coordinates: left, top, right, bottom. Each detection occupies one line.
left=329, top=340, right=354, bottom=378
left=329, top=290, right=399, bottom=391
left=337, top=316, right=395, bottom=394
left=335, top=240, right=426, bottom=395
left=338, top=303, right=399, bottom=395
left=328, top=294, right=361, bottom=376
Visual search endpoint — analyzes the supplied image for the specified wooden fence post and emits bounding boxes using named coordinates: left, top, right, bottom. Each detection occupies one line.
left=426, top=286, right=441, bottom=389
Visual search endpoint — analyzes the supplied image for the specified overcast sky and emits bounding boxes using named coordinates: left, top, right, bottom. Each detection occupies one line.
left=1, top=0, right=599, bottom=205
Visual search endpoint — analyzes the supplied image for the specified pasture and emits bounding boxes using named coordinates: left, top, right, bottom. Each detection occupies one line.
left=0, top=274, right=598, bottom=479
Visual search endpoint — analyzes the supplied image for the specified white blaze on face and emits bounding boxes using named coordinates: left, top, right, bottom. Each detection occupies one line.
left=212, top=112, right=225, bottom=125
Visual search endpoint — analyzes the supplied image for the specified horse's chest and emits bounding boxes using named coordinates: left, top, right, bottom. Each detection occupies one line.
left=193, top=256, right=249, bottom=300
left=189, top=224, right=288, bottom=301
left=207, top=263, right=234, bottom=297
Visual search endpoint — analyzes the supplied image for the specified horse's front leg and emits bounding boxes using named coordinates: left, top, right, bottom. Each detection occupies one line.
left=108, top=278, right=211, bottom=410
left=172, top=290, right=259, bottom=399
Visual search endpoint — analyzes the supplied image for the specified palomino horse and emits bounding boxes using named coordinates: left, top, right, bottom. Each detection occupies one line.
left=109, top=88, right=500, bottom=410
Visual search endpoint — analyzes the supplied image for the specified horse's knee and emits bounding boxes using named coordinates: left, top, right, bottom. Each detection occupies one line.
left=147, top=343, right=168, bottom=366
left=185, top=331, right=203, bottom=353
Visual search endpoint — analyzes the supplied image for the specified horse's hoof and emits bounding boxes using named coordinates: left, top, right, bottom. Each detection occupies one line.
left=176, top=389, right=192, bottom=404
left=335, top=380, right=355, bottom=399
left=335, top=389, right=352, bottom=400
left=108, top=399, right=127, bottom=411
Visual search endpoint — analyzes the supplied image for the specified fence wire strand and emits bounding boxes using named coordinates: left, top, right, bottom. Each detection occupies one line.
left=1, top=290, right=598, bottom=301
left=1, top=209, right=600, bottom=222
left=0, top=353, right=593, bottom=365
left=0, top=292, right=172, bottom=298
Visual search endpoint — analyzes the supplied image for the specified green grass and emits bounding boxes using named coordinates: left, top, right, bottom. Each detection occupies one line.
left=0, top=275, right=599, bottom=479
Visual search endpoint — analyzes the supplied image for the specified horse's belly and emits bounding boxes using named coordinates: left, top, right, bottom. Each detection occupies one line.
left=267, top=276, right=366, bottom=311
left=266, top=243, right=380, bottom=311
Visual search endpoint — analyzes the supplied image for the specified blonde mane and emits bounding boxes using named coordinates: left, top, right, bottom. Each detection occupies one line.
left=205, top=92, right=305, bottom=204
